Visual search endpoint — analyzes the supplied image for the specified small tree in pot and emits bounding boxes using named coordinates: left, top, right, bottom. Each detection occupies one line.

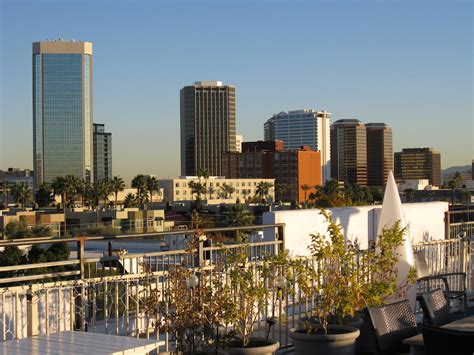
left=290, top=209, right=416, bottom=355
left=223, top=246, right=280, bottom=355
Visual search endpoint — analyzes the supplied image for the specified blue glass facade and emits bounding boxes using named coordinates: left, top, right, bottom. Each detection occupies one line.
left=33, top=43, right=93, bottom=185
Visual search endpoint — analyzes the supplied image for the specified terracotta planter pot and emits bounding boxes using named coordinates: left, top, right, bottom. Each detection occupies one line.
left=227, top=337, right=280, bottom=355
left=289, top=325, right=360, bottom=355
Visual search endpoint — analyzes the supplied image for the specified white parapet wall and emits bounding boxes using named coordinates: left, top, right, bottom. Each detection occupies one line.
left=263, top=202, right=449, bottom=257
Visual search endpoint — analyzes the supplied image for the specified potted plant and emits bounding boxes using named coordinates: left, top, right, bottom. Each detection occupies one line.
left=144, top=231, right=237, bottom=354
left=222, top=246, right=280, bottom=355
left=289, top=209, right=416, bottom=355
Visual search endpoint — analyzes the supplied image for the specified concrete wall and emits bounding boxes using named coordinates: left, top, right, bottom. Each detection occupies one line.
left=263, top=201, right=448, bottom=257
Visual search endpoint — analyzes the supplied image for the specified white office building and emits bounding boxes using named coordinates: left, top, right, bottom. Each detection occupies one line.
left=264, top=109, right=331, bottom=184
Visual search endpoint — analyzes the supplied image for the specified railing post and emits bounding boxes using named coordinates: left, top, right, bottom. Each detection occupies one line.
left=26, top=286, right=38, bottom=337
left=77, top=238, right=85, bottom=279
left=460, top=239, right=468, bottom=274
left=277, top=225, right=285, bottom=253
left=445, top=211, right=451, bottom=239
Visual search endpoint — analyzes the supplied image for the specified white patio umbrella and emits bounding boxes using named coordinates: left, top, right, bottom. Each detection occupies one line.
left=377, top=170, right=416, bottom=308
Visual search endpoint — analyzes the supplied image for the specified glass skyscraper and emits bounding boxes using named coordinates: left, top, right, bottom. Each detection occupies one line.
left=264, top=109, right=331, bottom=183
left=33, top=40, right=93, bottom=185
left=93, top=123, right=112, bottom=183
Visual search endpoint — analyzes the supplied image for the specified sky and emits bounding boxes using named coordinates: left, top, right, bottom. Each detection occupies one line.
left=0, top=0, right=472, bottom=184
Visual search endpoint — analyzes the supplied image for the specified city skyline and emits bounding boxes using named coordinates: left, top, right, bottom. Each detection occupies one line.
left=1, top=0, right=472, bottom=183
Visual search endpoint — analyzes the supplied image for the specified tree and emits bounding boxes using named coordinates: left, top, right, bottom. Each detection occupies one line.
left=404, top=188, right=414, bottom=203
left=5, top=220, right=31, bottom=239
left=220, top=183, right=235, bottom=199
left=1, top=180, right=10, bottom=208
left=88, top=180, right=112, bottom=225
left=275, top=182, right=289, bottom=202
left=0, top=246, right=25, bottom=267
left=31, top=224, right=52, bottom=238
left=11, top=183, right=32, bottom=210
left=111, top=176, right=126, bottom=209
left=188, top=181, right=207, bottom=200
left=222, top=204, right=254, bottom=241
left=196, top=168, right=210, bottom=199
left=146, top=176, right=161, bottom=208
left=124, top=193, right=138, bottom=208
left=35, top=183, right=54, bottom=208
left=207, top=186, right=215, bottom=200
left=447, top=172, right=463, bottom=205
left=131, top=174, right=148, bottom=208
left=255, top=181, right=274, bottom=204
left=301, top=184, right=312, bottom=204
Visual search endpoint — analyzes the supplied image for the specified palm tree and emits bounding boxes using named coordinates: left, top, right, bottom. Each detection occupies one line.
left=146, top=176, right=161, bottom=208
left=51, top=175, right=80, bottom=235
left=111, top=176, right=126, bottom=209
left=124, top=193, right=137, bottom=208
left=220, top=183, right=235, bottom=199
left=188, top=180, right=207, bottom=200
left=99, top=179, right=114, bottom=208
left=301, top=184, right=312, bottom=203
left=208, top=186, right=215, bottom=200
left=11, top=183, right=32, bottom=210
left=197, top=168, right=210, bottom=199
left=256, top=181, right=274, bottom=204
left=1, top=180, right=10, bottom=208
left=131, top=174, right=147, bottom=208
left=35, top=183, right=54, bottom=208
left=275, top=182, right=289, bottom=202
left=76, top=178, right=88, bottom=207
left=88, top=180, right=112, bottom=225
left=222, top=204, right=254, bottom=241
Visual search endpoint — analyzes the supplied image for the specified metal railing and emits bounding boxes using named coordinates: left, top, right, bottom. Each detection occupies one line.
left=1, top=225, right=473, bottom=350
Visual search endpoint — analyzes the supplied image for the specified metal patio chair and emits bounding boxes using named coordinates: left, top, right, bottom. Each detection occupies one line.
left=365, top=299, right=419, bottom=355
left=414, top=251, right=468, bottom=312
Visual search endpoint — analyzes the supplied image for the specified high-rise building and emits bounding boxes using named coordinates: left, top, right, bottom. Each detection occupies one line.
left=394, top=148, right=441, bottom=186
left=366, top=123, right=393, bottom=187
left=180, top=81, right=236, bottom=176
left=222, top=141, right=322, bottom=203
left=264, top=110, right=330, bottom=183
left=472, top=160, right=474, bottom=180
left=93, top=123, right=112, bottom=183
left=33, top=40, right=93, bottom=185
left=330, top=119, right=367, bottom=186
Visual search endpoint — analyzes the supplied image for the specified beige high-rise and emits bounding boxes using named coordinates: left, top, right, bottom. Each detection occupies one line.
left=180, top=81, right=236, bottom=176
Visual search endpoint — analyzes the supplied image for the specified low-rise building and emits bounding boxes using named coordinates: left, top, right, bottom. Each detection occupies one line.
left=0, top=210, right=64, bottom=239
left=66, top=208, right=173, bottom=234
left=158, top=177, right=275, bottom=204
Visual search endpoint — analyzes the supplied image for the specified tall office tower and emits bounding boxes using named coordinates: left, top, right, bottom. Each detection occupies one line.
left=180, top=81, right=236, bottom=176
left=33, top=40, right=93, bottom=185
left=394, top=148, right=441, bottom=186
left=264, top=109, right=331, bottom=184
left=330, top=119, right=367, bottom=186
left=366, top=123, right=393, bottom=187
left=93, top=123, right=112, bottom=183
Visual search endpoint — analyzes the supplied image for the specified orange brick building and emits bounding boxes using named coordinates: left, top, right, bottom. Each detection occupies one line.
left=222, top=141, right=322, bottom=203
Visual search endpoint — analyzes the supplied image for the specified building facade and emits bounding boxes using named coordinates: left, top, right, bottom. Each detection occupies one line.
left=264, top=110, right=330, bottom=183
left=93, top=123, right=112, bottom=183
left=235, top=134, right=243, bottom=153
left=222, top=142, right=322, bottom=203
left=180, top=81, right=236, bottom=177
left=158, top=177, right=275, bottom=204
left=330, top=119, right=367, bottom=186
left=366, top=123, right=393, bottom=187
left=394, top=148, right=441, bottom=186
left=33, top=40, right=94, bottom=185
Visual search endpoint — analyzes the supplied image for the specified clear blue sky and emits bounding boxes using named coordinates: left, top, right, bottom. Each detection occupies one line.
left=1, top=0, right=472, bottom=184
